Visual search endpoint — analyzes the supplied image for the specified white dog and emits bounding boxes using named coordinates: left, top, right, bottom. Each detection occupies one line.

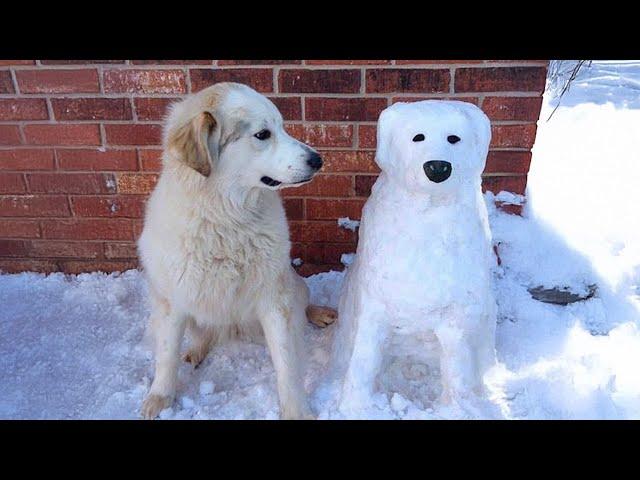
left=331, top=100, right=497, bottom=416
left=138, top=82, right=336, bottom=420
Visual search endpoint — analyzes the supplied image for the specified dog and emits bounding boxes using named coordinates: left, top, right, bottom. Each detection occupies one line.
left=138, top=82, right=337, bottom=420
left=330, top=100, right=497, bottom=416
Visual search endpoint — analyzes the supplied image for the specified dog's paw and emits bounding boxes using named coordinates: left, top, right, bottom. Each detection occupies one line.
left=182, top=348, right=207, bottom=369
left=141, top=394, right=173, bottom=420
left=306, top=305, right=338, bottom=328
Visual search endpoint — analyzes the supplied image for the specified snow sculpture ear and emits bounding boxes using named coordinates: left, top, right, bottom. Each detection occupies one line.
left=459, top=103, right=492, bottom=165
left=375, top=106, right=401, bottom=172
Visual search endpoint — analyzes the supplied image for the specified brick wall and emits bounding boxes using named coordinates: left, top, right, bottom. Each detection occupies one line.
left=0, top=60, right=548, bottom=275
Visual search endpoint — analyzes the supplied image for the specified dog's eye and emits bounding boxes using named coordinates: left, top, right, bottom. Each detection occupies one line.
left=254, top=129, right=271, bottom=141
left=447, top=135, right=461, bottom=144
left=413, top=134, right=425, bottom=142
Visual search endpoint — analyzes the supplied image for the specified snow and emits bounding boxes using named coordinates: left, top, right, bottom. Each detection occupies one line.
left=337, top=217, right=360, bottom=231
left=340, top=253, right=355, bottom=266
left=2, top=61, right=640, bottom=419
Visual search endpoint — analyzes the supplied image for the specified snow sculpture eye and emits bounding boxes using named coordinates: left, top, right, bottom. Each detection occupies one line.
left=413, top=134, right=425, bottom=142
left=447, top=135, right=461, bottom=144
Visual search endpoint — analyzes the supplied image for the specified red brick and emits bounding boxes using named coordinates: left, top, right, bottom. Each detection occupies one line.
left=0, top=239, right=29, bottom=256
left=24, top=124, right=101, bottom=146
left=0, top=60, right=35, bottom=66
left=0, top=173, right=26, bottom=193
left=496, top=203, right=523, bottom=215
left=0, top=220, right=40, bottom=238
left=138, top=149, right=163, bottom=171
left=27, top=173, right=116, bottom=194
left=269, top=97, right=302, bottom=121
left=306, top=243, right=355, bottom=264
left=0, top=149, right=54, bottom=171
left=71, top=195, right=146, bottom=218
left=0, top=70, right=15, bottom=93
left=306, top=60, right=391, bottom=65
left=28, top=240, right=102, bottom=258
left=16, top=69, right=99, bottom=93
left=190, top=68, right=273, bottom=93
left=306, top=199, right=365, bottom=220
left=116, top=173, right=158, bottom=194
left=51, top=98, right=132, bottom=121
left=482, top=175, right=527, bottom=195
left=490, top=124, right=537, bottom=149
left=0, top=259, right=59, bottom=273
left=40, top=60, right=125, bottom=65
left=283, top=198, right=304, bottom=220
left=485, top=151, right=532, bottom=174
left=0, top=195, right=70, bottom=217
left=289, top=221, right=355, bottom=243
left=131, top=60, right=211, bottom=65
left=481, top=96, right=543, bottom=121
left=285, top=124, right=353, bottom=148
left=358, top=125, right=377, bottom=148
left=59, top=260, right=138, bottom=274
left=218, top=60, right=301, bottom=65
left=391, top=96, right=479, bottom=105
left=395, top=60, right=483, bottom=65
left=41, top=218, right=134, bottom=240
left=355, top=174, right=378, bottom=197
left=0, top=125, right=22, bottom=145
left=134, top=97, right=178, bottom=121
left=279, top=69, right=360, bottom=93
left=105, top=124, right=162, bottom=146
left=133, top=220, right=144, bottom=239
left=290, top=243, right=305, bottom=261
left=321, top=151, right=379, bottom=173
left=0, top=99, right=48, bottom=120
left=366, top=69, right=450, bottom=93
left=296, top=263, right=343, bottom=276
left=484, top=60, right=548, bottom=65
left=104, top=242, right=138, bottom=259
left=305, top=97, right=387, bottom=121
left=57, top=149, right=138, bottom=171
left=455, top=67, right=547, bottom=92
left=281, top=174, right=353, bottom=197
left=103, top=69, right=186, bottom=94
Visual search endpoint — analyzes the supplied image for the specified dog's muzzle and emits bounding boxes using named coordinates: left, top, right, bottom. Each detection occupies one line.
left=423, top=160, right=452, bottom=183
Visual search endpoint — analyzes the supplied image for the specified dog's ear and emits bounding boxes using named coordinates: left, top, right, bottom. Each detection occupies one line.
left=167, top=111, right=218, bottom=177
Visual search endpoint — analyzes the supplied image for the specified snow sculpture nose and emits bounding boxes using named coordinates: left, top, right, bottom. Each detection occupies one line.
left=423, top=160, right=452, bottom=183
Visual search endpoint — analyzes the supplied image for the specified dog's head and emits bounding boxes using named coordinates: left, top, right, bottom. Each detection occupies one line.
left=164, top=82, right=322, bottom=189
left=375, top=100, right=491, bottom=194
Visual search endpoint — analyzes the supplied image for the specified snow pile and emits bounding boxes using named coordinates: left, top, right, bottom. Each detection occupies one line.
left=337, top=217, right=360, bottom=232
left=1, top=61, right=640, bottom=419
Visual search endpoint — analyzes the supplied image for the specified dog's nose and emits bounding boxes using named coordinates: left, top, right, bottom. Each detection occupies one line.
left=307, top=152, right=323, bottom=170
left=423, top=161, right=452, bottom=183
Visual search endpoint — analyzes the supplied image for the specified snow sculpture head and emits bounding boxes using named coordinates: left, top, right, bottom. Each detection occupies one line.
left=376, top=100, right=491, bottom=195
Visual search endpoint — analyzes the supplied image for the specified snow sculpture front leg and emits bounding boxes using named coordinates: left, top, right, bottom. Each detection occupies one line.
left=337, top=299, right=387, bottom=417
left=435, top=303, right=497, bottom=406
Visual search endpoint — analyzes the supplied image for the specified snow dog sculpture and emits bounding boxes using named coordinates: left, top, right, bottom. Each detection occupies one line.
left=332, top=100, right=498, bottom=416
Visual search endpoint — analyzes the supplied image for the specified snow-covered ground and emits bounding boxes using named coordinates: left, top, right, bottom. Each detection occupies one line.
left=2, top=61, right=640, bottom=419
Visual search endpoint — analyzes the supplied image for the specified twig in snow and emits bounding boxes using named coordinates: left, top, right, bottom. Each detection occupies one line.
left=547, top=60, right=591, bottom=121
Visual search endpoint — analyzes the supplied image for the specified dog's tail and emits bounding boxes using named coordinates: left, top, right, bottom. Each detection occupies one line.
left=306, top=305, right=338, bottom=328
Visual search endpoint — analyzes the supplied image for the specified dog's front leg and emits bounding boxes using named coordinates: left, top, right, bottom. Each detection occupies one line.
left=142, top=309, right=187, bottom=419
left=258, top=304, right=312, bottom=420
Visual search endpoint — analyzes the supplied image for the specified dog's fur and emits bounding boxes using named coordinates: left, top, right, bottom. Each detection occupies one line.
left=138, top=82, right=336, bottom=420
